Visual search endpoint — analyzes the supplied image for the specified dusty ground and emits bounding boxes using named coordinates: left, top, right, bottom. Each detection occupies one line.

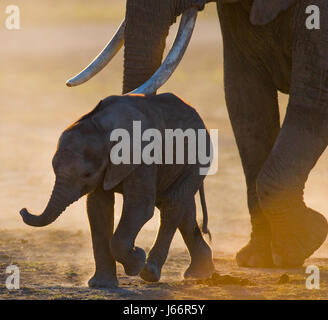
left=2, top=229, right=328, bottom=300
left=0, top=0, right=328, bottom=299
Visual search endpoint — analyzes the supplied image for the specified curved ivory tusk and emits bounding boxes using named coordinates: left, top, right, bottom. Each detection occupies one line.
left=66, top=21, right=126, bottom=87
left=129, top=8, right=198, bottom=95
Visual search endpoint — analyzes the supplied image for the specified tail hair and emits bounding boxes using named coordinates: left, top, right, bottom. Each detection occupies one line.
left=199, top=182, right=212, bottom=242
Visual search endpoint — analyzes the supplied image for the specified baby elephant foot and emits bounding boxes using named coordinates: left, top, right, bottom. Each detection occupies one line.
left=121, top=247, right=146, bottom=276
left=184, top=260, right=215, bottom=280
left=140, top=262, right=161, bottom=282
left=270, top=209, right=328, bottom=267
left=184, top=246, right=215, bottom=279
left=88, top=273, right=118, bottom=289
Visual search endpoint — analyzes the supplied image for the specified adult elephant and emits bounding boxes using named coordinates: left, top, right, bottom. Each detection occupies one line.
left=66, top=0, right=328, bottom=268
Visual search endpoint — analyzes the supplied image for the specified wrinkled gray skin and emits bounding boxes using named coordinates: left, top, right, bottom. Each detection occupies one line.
left=122, top=0, right=328, bottom=268
left=20, top=94, right=214, bottom=288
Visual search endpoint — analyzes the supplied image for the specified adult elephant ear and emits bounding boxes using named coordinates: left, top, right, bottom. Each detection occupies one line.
left=91, top=97, right=150, bottom=191
left=250, top=0, right=298, bottom=25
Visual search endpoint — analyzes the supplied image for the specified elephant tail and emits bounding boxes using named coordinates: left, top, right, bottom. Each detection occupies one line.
left=199, top=182, right=212, bottom=242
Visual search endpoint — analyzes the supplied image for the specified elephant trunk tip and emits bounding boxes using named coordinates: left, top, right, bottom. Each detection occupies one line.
left=19, top=208, right=47, bottom=227
left=20, top=208, right=30, bottom=223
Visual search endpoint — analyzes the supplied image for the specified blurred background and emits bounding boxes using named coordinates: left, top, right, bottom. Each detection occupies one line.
left=0, top=0, right=328, bottom=291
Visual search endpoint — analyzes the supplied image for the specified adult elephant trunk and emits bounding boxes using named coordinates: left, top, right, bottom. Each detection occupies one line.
left=123, top=0, right=175, bottom=93
left=20, top=180, right=78, bottom=227
left=66, top=1, right=199, bottom=93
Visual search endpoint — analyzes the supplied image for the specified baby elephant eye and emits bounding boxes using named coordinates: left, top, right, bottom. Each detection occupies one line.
left=84, top=172, right=92, bottom=178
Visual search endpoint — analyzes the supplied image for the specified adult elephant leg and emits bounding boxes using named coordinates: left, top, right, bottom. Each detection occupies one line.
left=87, top=187, right=118, bottom=288
left=179, top=200, right=214, bottom=280
left=222, top=47, right=280, bottom=267
left=110, top=166, right=156, bottom=276
left=257, top=111, right=328, bottom=267
left=257, top=0, right=328, bottom=266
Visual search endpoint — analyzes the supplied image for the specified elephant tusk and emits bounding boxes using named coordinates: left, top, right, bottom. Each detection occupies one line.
left=129, top=7, right=198, bottom=95
left=66, top=20, right=126, bottom=87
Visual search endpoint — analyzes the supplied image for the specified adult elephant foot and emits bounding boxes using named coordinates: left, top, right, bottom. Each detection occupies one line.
left=88, top=273, right=118, bottom=289
left=269, top=208, right=328, bottom=267
left=236, top=215, right=273, bottom=268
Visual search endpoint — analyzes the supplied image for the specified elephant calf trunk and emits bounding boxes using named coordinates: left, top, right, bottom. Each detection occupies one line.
left=20, top=208, right=58, bottom=227
left=20, top=181, right=76, bottom=227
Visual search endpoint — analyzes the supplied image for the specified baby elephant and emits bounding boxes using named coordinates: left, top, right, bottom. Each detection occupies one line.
left=20, top=93, right=215, bottom=288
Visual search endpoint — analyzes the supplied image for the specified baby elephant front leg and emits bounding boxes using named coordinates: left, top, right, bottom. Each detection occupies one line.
left=111, top=197, right=155, bottom=276
left=87, top=188, right=118, bottom=288
left=110, top=166, right=157, bottom=276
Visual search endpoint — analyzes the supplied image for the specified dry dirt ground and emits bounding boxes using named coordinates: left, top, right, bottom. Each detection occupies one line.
left=0, top=1, right=328, bottom=300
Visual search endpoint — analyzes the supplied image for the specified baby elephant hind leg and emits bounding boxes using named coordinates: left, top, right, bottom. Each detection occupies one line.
left=140, top=172, right=214, bottom=282
left=139, top=199, right=187, bottom=282
left=140, top=198, right=214, bottom=282
left=179, top=199, right=215, bottom=280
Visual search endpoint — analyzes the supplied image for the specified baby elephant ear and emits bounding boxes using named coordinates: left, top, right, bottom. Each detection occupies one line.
left=100, top=116, right=142, bottom=191
left=103, top=163, right=139, bottom=191
left=91, top=99, right=151, bottom=191
left=250, top=0, right=298, bottom=25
